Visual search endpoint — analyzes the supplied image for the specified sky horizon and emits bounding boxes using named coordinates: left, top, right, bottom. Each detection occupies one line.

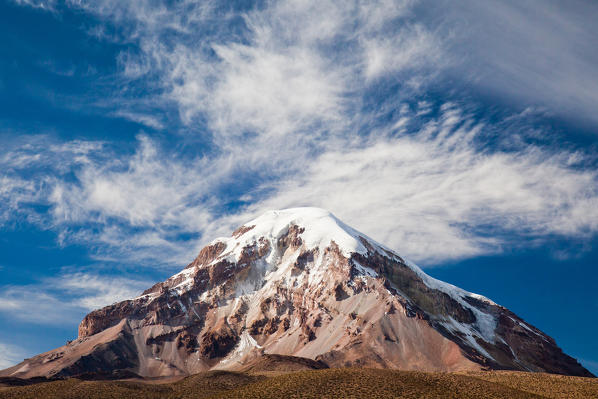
left=0, top=0, right=597, bottom=375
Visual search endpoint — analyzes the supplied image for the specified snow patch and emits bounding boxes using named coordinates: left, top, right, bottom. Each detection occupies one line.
left=352, top=259, right=378, bottom=278
left=441, top=317, right=495, bottom=361
left=402, top=257, right=497, bottom=344
left=509, top=316, right=547, bottom=341
left=10, top=363, right=30, bottom=376
left=217, top=330, right=262, bottom=367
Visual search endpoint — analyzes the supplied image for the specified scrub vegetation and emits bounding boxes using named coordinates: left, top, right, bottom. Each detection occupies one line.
left=1, top=368, right=596, bottom=399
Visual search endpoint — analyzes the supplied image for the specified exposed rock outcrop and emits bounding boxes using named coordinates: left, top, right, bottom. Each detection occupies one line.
left=1, top=208, right=592, bottom=379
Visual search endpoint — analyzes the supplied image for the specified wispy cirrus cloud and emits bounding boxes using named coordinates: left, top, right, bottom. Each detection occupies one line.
left=233, top=106, right=598, bottom=263
left=61, top=0, right=441, bottom=142
left=112, top=111, right=165, bottom=130
left=0, top=342, right=28, bottom=369
left=4, top=0, right=598, bottom=269
left=12, top=0, right=56, bottom=11
left=429, top=0, right=598, bottom=126
left=0, top=136, right=104, bottom=227
left=0, top=176, right=37, bottom=225
left=0, top=271, right=152, bottom=325
left=16, top=0, right=598, bottom=129
left=3, top=104, right=596, bottom=267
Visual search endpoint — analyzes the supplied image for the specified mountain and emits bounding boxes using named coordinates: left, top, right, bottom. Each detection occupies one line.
left=0, top=208, right=592, bottom=379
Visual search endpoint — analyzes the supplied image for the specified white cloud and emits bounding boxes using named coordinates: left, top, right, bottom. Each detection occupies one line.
left=55, top=272, right=151, bottom=310
left=361, top=24, right=440, bottom=80
left=45, top=135, right=220, bottom=265
left=51, top=136, right=204, bottom=227
left=0, top=272, right=151, bottom=324
left=59, top=0, right=440, bottom=140
left=12, top=0, right=56, bottom=11
left=229, top=107, right=598, bottom=263
left=0, top=137, right=105, bottom=228
left=209, top=43, right=344, bottom=139
left=0, top=176, right=37, bottom=224
left=18, top=0, right=598, bottom=128
left=430, top=0, right=598, bottom=126
left=0, top=287, right=78, bottom=325
left=112, top=111, right=164, bottom=130
left=0, top=342, right=28, bottom=369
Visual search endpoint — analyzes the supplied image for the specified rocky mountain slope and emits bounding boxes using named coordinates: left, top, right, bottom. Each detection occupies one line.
left=0, top=208, right=592, bottom=378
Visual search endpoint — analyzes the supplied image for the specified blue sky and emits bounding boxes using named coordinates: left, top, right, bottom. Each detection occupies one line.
left=0, top=0, right=597, bottom=374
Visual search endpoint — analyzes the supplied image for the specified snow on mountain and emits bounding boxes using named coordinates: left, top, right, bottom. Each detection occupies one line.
left=1, top=208, right=592, bottom=379
left=164, top=207, right=498, bottom=351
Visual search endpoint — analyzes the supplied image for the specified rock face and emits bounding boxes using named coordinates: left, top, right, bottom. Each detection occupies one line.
left=1, top=208, right=592, bottom=379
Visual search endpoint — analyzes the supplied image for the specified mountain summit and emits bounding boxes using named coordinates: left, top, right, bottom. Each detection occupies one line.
left=1, top=207, right=592, bottom=378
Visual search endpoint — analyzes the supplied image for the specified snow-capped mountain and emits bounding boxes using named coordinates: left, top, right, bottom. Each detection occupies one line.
left=1, top=208, right=592, bottom=378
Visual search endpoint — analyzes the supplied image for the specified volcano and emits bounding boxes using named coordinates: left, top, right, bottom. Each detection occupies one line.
left=1, top=207, right=591, bottom=379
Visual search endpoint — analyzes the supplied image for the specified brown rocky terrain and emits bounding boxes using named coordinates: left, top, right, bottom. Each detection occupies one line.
left=1, top=368, right=597, bottom=399
left=0, top=208, right=592, bottom=380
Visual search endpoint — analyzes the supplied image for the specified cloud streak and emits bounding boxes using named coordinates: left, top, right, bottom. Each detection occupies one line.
left=430, top=0, right=598, bottom=126
left=0, top=342, right=28, bottom=369
left=235, top=106, right=598, bottom=262
left=0, top=271, right=152, bottom=325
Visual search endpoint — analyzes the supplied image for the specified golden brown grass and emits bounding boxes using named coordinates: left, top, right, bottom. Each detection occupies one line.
left=0, top=368, right=596, bottom=399
left=464, top=370, right=598, bottom=399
